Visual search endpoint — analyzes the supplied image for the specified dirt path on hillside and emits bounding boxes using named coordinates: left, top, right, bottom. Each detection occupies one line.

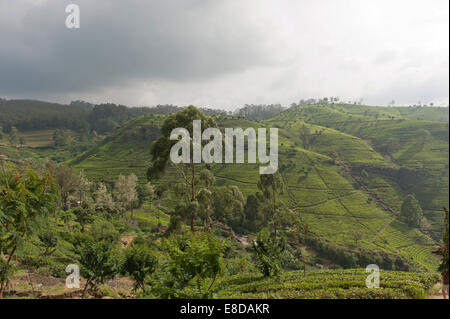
left=370, top=219, right=393, bottom=242
left=236, top=234, right=250, bottom=247
left=293, top=192, right=357, bottom=209
left=120, top=234, right=137, bottom=248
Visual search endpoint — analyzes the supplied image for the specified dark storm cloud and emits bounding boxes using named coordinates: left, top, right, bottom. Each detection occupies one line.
left=0, top=0, right=448, bottom=107
left=0, top=0, right=274, bottom=95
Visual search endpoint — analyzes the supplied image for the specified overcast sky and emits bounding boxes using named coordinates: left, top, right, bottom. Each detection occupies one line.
left=0, top=0, right=448, bottom=109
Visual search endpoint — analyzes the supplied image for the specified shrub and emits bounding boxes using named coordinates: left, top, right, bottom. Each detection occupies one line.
left=252, top=228, right=286, bottom=277
left=75, top=239, right=121, bottom=298
left=88, top=218, right=120, bottom=243
left=154, top=232, right=227, bottom=298
left=401, top=194, right=423, bottom=227
left=122, top=244, right=157, bottom=292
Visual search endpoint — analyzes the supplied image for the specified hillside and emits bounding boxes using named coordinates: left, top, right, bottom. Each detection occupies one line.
left=218, top=269, right=438, bottom=299
left=271, top=105, right=449, bottom=241
left=68, top=106, right=448, bottom=272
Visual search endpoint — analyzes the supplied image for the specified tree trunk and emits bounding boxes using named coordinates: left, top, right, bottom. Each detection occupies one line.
left=191, top=163, right=196, bottom=201
left=0, top=244, right=17, bottom=298
left=190, top=162, right=196, bottom=232
left=82, top=279, right=91, bottom=299
left=272, top=189, right=277, bottom=237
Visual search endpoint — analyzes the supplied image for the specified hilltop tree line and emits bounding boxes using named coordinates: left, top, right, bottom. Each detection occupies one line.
left=0, top=97, right=372, bottom=137
left=0, top=99, right=229, bottom=135
left=3, top=97, right=446, bottom=141
left=233, top=104, right=286, bottom=121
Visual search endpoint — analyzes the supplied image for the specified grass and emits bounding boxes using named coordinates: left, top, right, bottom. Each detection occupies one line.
left=217, top=269, right=439, bottom=299
left=271, top=105, right=448, bottom=242
left=123, top=204, right=170, bottom=232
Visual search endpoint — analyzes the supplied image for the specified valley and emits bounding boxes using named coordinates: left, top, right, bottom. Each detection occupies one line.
left=0, top=101, right=448, bottom=299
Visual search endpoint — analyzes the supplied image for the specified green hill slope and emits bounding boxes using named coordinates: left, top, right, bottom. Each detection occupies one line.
left=69, top=110, right=446, bottom=272
left=272, top=105, right=448, bottom=241
left=218, top=269, right=438, bottom=298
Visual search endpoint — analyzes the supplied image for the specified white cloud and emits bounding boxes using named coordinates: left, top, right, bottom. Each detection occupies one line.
left=0, top=0, right=448, bottom=108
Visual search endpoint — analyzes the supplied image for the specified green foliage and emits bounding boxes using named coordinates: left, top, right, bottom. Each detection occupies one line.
left=52, top=129, right=69, bottom=147
left=136, top=182, right=155, bottom=208
left=66, top=105, right=447, bottom=272
left=38, top=230, right=58, bottom=256
left=360, top=169, right=369, bottom=185
left=444, top=206, right=449, bottom=248
left=350, top=231, right=364, bottom=245
left=147, top=105, right=216, bottom=181
left=257, top=173, right=283, bottom=200
left=147, top=106, right=217, bottom=231
left=233, top=104, right=286, bottom=121
left=71, top=206, right=94, bottom=230
left=433, top=206, right=449, bottom=274
left=401, top=194, right=423, bottom=227
left=252, top=228, right=286, bottom=277
left=47, top=162, right=81, bottom=210
left=199, top=169, right=215, bottom=189
left=167, top=214, right=184, bottom=234
left=0, top=259, right=14, bottom=296
left=218, top=269, right=439, bottom=299
left=243, top=194, right=261, bottom=231
left=0, top=99, right=185, bottom=134
left=2, top=102, right=448, bottom=299
left=211, top=186, right=245, bottom=229
left=0, top=169, right=58, bottom=297
left=154, top=232, right=227, bottom=298
left=9, top=127, right=19, bottom=145
left=299, top=125, right=312, bottom=150
left=87, top=218, right=120, bottom=243
left=75, top=239, right=121, bottom=298
left=257, top=174, right=282, bottom=232
left=122, top=244, right=157, bottom=292
left=68, top=112, right=444, bottom=272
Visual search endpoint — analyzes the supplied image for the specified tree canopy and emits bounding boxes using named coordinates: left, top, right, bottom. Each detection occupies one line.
left=401, top=194, right=423, bottom=227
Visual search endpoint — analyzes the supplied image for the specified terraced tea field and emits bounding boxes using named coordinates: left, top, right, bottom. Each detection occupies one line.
left=218, top=269, right=439, bottom=299
left=67, top=106, right=448, bottom=272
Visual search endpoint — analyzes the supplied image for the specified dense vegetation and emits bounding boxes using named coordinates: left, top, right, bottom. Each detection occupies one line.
left=0, top=98, right=229, bottom=135
left=0, top=101, right=448, bottom=299
left=218, top=269, right=439, bottom=299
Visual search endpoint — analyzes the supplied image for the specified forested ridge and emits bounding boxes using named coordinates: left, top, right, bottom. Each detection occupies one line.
left=0, top=98, right=231, bottom=134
